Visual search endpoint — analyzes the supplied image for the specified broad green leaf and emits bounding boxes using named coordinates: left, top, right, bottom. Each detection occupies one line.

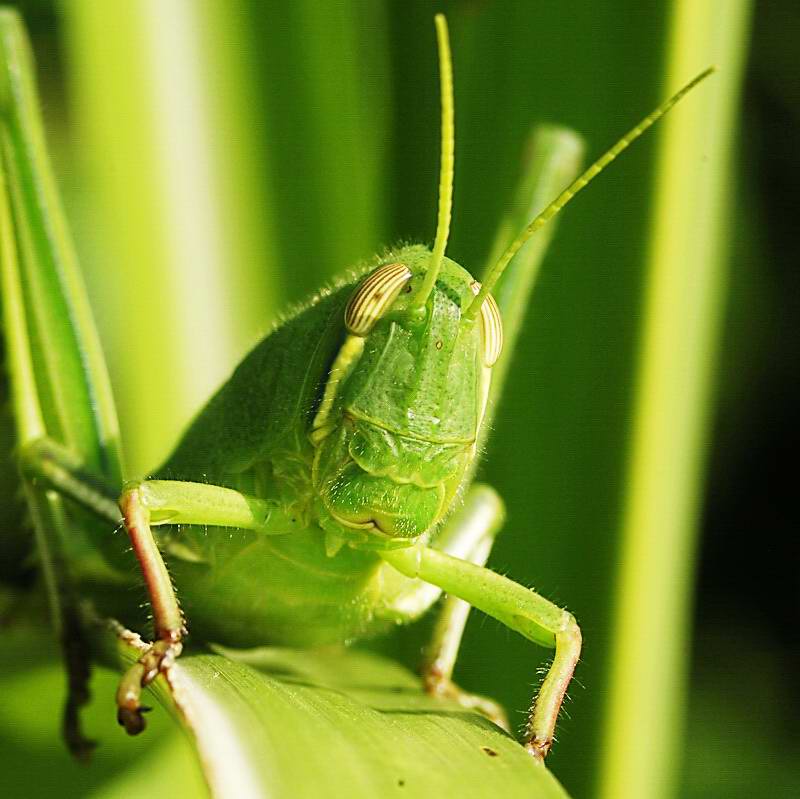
left=96, top=622, right=571, bottom=799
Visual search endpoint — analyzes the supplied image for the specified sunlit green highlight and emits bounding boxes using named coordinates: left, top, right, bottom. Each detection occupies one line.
left=65, top=0, right=279, bottom=474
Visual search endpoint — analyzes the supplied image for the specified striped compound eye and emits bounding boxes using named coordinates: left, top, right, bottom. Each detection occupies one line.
left=344, top=262, right=413, bottom=336
left=469, top=281, right=503, bottom=367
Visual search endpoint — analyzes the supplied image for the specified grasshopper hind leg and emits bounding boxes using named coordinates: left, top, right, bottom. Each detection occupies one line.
left=60, top=611, right=97, bottom=759
left=18, top=442, right=99, bottom=758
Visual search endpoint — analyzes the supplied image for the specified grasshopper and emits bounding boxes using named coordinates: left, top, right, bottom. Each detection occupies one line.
left=1, top=11, right=712, bottom=762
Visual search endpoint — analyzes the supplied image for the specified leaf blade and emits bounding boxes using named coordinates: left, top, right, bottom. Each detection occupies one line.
left=101, top=624, right=572, bottom=799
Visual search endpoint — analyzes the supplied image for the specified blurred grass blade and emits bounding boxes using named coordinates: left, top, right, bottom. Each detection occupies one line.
left=599, top=2, right=753, bottom=797
left=245, top=0, right=390, bottom=299
left=97, top=620, right=572, bottom=799
left=64, top=0, right=283, bottom=473
left=482, top=125, right=584, bottom=431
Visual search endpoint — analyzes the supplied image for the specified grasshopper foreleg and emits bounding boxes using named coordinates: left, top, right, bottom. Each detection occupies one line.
left=380, top=507, right=582, bottom=761
left=20, top=440, right=189, bottom=734
left=116, top=478, right=300, bottom=732
left=115, top=484, right=184, bottom=734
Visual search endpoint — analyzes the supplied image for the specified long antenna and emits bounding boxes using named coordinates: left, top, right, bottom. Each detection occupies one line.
left=412, top=13, right=455, bottom=311
left=464, top=67, right=715, bottom=322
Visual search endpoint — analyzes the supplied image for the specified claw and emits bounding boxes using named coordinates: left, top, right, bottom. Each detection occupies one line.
left=115, top=639, right=181, bottom=736
left=117, top=705, right=151, bottom=735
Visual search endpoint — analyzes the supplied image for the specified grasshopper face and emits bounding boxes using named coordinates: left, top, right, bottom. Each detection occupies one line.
left=311, top=245, right=496, bottom=549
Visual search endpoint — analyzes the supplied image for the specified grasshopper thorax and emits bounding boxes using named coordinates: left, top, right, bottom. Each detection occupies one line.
left=310, top=245, right=497, bottom=551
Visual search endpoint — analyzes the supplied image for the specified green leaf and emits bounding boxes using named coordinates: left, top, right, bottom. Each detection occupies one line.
left=99, top=624, right=571, bottom=799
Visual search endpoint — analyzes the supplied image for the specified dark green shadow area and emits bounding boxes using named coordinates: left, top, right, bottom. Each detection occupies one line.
left=0, top=625, right=205, bottom=799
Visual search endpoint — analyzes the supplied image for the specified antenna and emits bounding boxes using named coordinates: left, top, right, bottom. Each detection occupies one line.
left=412, top=13, right=455, bottom=311
left=464, top=67, right=715, bottom=322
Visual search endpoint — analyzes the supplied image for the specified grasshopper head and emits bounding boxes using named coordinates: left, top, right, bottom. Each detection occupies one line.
left=343, top=245, right=499, bottom=440
left=310, top=245, right=502, bottom=550
left=307, top=16, right=714, bottom=554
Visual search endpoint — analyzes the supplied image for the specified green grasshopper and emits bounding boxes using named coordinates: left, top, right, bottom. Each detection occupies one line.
left=1, top=10, right=712, bottom=762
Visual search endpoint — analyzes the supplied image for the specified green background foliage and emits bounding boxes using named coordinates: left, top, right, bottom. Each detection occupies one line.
left=2, top=1, right=796, bottom=798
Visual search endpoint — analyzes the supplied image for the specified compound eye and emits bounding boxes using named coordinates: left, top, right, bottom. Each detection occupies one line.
left=345, top=262, right=412, bottom=336
left=470, top=281, right=503, bottom=366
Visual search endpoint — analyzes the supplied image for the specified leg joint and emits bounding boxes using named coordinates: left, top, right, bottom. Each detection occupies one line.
left=557, top=611, right=581, bottom=644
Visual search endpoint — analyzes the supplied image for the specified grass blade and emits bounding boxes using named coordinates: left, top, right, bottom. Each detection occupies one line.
left=598, top=2, right=753, bottom=797
left=0, top=9, right=130, bottom=757
left=483, top=125, right=584, bottom=430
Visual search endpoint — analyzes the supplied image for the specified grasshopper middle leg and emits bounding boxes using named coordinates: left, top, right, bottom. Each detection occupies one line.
left=379, top=484, right=509, bottom=728
left=379, top=502, right=582, bottom=761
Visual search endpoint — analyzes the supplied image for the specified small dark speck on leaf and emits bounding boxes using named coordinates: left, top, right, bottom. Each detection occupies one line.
left=481, top=746, right=499, bottom=757
left=397, top=778, right=405, bottom=787
left=435, top=340, right=443, bottom=350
